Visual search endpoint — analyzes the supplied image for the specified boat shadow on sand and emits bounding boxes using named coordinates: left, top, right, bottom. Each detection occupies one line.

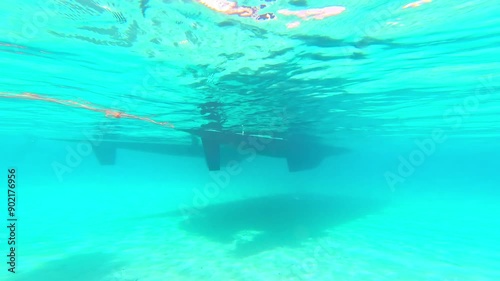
left=180, top=193, right=387, bottom=257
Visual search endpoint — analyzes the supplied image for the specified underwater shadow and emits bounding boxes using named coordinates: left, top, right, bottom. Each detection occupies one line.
left=181, top=193, right=386, bottom=258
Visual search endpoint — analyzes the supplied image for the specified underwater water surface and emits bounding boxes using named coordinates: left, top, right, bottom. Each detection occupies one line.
left=0, top=0, right=499, bottom=280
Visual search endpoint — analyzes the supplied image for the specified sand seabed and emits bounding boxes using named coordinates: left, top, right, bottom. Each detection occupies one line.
left=7, top=188, right=500, bottom=281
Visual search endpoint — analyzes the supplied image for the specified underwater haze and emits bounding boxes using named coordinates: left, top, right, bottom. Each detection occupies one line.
left=0, top=0, right=499, bottom=280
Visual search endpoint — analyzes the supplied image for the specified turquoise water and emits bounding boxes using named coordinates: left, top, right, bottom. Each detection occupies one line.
left=1, top=0, right=499, bottom=280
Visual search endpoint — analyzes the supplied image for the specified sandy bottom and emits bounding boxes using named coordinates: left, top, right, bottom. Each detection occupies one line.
left=7, top=191, right=500, bottom=281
